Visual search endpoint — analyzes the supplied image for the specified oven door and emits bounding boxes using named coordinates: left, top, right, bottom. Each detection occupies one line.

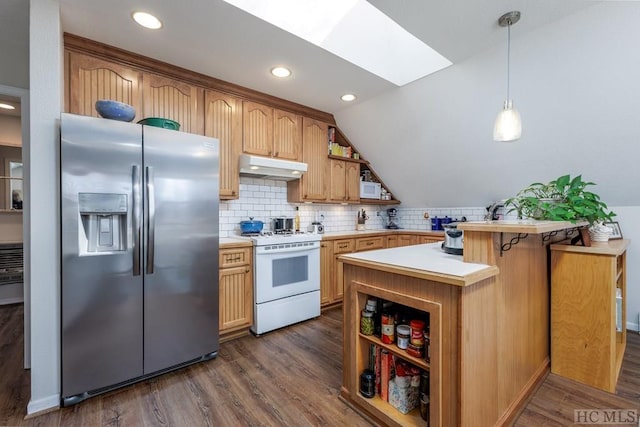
left=254, top=241, right=320, bottom=304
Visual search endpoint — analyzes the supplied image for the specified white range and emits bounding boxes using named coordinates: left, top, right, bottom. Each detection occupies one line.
left=248, top=232, right=322, bottom=335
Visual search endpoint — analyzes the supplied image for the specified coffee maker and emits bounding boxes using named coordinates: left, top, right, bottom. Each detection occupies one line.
left=385, top=208, right=400, bottom=229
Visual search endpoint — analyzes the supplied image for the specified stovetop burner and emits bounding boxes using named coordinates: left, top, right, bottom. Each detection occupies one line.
left=241, top=230, right=321, bottom=244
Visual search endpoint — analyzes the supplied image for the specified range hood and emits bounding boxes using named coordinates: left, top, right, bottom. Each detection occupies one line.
left=238, top=154, right=307, bottom=181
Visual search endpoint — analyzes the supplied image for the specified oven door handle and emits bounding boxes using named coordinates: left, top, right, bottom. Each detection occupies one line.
left=255, top=245, right=319, bottom=255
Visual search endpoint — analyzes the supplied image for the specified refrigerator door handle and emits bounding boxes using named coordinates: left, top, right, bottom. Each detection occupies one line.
left=132, top=165, right=141, bottom=276
left=146, top=166, right=155, bottom=274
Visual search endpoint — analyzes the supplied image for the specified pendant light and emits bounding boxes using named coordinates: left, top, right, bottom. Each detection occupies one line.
left=493, top=11, right=521, bottom=142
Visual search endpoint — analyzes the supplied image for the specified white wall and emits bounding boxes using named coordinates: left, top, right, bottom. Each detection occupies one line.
left=335, top=2, right=640, bottom=209
left=27, top=0, right=62, bottom=414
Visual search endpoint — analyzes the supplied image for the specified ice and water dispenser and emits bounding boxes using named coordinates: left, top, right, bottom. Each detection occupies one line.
left=78, top=193, right=128, bottom=255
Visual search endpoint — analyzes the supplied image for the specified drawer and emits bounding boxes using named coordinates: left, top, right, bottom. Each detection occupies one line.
left=355, top=236, right=384, bottom=252
left=219, top=247, right=251, bottom=268
left=333, top=239, right=355, bottom=254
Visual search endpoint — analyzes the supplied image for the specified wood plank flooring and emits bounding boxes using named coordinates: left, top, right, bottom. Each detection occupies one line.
left=1, top=302, right=639, bottom=426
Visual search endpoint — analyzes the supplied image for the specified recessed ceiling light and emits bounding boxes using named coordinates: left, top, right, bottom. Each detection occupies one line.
left=132, top=11, right=163, bottom=29
left=223, top=0, right=452, bottom=86
left=341, top=94, right=356, bottom=102
left=271, top=67, right=292, bottom=78
left=0, top=103, right=15, bottom=110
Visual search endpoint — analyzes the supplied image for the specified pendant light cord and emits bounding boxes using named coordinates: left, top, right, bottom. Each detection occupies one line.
left=506, top=22, right=511, bottom=101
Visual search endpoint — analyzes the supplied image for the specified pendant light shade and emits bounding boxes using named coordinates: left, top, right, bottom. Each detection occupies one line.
left=494, top=100, right=521, bottom=141
left=494, top=11, right=521, bottom=142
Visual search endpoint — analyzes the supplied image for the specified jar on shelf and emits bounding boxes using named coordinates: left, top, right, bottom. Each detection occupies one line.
left=359, top=369, right=375, bottom=398
left=381, top=311, right=395, bottom=344
left=410, top=319, right=425, bottom=347
left=360, top=310, right=374, bottom=335
left=396, top=324, right=410, bottom=350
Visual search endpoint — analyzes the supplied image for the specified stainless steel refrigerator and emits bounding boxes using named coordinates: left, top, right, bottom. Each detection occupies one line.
left=60, top=113, right=219, bottom=406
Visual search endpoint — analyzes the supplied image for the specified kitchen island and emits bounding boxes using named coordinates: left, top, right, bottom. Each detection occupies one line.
left=338, top=220, right=580, bottom=426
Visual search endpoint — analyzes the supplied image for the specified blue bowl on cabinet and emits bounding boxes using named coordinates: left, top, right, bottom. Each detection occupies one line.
left=95, top=100, right=136, bottom=122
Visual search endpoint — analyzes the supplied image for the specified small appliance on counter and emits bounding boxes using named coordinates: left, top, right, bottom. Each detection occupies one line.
left=441, top=222, right=463, bottom=255
left=385, top=208, right=401, bottom=229
left=307, top=213, right=325, bottom=234
left=273, top=217, right=294, bottom=233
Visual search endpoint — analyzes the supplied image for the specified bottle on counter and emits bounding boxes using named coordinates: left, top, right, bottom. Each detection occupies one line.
left=294, top=207, right=300, bottom=232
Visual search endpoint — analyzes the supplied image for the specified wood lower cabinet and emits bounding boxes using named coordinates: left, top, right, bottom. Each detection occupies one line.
left=321, top=238, right=355, bottom=307
left=66, top=51, right=142, bottom=121
left=398, top=234, right=418, bottom=246
left=142, top=72, right=204, bottom=134
left=205, top=90, right=242, bottom=199
left=355, top=236, right=385, bottom=252
left=321, top=233, right=444, bottom=308
left=320, top=242, right=334, bottom=306
left=219, top=246, right=253, bottom=341
left=288, top=118, right=329, bottom=202
left=550, top=239, right=629, bottom=392
left=330, top=159, right=360, bottom=202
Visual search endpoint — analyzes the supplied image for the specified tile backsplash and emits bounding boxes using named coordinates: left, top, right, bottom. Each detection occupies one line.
left=220, top=177, right=508, bottom=237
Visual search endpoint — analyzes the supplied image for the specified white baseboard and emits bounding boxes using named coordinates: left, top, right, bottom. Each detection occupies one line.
left=27, top=394, right=59, bottom=415
left=0, top=296, right=24, bottom=305
left=627, top=321, right=640, bottom=335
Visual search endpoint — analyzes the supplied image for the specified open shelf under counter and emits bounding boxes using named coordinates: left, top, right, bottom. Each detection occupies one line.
left=359, top=333, right=430, bottom=372
left=352, top=392, right=426, bottom=427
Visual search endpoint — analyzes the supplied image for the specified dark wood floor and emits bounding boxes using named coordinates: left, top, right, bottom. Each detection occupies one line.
left=1, top=303, right=639, bottom=426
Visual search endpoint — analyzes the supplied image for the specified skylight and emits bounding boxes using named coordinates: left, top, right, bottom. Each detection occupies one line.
left=222, top=0, right=452, bottom=86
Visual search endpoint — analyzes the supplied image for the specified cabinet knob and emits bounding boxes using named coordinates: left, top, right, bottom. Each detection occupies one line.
left=274, top=151, right=279, bottom=157
left=232, top=191, right=236, bottom=195
left=245, top=268, right=250, bottom=273
left=268, top=151, right=272, bottom=156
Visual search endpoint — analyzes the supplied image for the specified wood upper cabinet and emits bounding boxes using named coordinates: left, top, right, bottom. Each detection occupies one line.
left=142, top=72, right=204, bottom=134
left=330, top=160, right=347, bottom=201
left=205, top=90, right=241, bottom=199
left=345, top=162, right=360, bottom=201
left=243, top=101, right=273, bottom=157
left=287, top=118, right=329, bottom=202
left=243, top=101, right=302, bottom=161
left=330, top=159, right=359, bottom=202
left=273, top=109, right=302, bottom=161
left=66, top=51, right=142, bottom=121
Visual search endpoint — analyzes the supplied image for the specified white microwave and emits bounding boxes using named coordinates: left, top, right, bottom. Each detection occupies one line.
left=360, top=181, right=381, bottom=199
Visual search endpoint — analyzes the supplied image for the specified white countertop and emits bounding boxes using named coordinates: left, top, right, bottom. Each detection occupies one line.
left=339, top=242, right=498, bottom=286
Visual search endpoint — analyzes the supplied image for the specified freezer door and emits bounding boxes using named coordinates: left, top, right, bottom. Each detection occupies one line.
left=61, top=114, right=143, bottom=398
left=142, top=125, right=219, bottom=374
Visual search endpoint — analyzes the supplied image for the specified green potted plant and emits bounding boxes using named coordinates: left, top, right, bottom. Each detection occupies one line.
left=505, top=174, right=616, bottom=240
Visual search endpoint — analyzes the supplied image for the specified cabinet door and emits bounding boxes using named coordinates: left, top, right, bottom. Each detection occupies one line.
left=142, top=73, right=203, bottom=134
left=243, top=101, right=273, bottom=157
left=299, top=118, right=329, bottom=201
left=398, top=235, right=417, bottom=247
left=330, top=159, right=346, bottom=201
left=320, top=242, right=334, bottom=306
left=419, top=236, right=443, bottom=244
left=219, top=265, right=253, bottom=332
left=386, top=235, right=399, bottom=248
left=67, top=51, right=142, bottom=121
left=355, top=236, right=385, bottom=251
left=345, top=162, right=361, bottom=201
left=205, top=90, right=241, bottom=199
left=273, top=109, right=302, bottom=161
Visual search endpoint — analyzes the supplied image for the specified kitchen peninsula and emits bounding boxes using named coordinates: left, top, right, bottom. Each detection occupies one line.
left=338, top=220, right=581, bottom=426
